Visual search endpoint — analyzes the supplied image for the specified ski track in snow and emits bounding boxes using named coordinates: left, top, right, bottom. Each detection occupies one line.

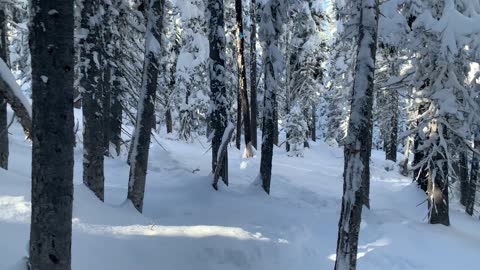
left=0, top=113, right=479, bottom=270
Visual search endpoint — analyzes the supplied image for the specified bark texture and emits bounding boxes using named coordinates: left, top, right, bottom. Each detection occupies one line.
left=80, top=0, right=105, bottom=201
left=0, top=10, right=8, bottom=169
left=235, top=0, right=253, bottom=157
left=128, top=0, right=165, bottom=213
left=334, top=1, right=379, bottom=269
left=208, top=0, right=229, bottom=185
left=466, top=135, right=478, bottom=216
left=250, top=0, right=258, bottom=149
left=29, top=1, right=75, bottom=269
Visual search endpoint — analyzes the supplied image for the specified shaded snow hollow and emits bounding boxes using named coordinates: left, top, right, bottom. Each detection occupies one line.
left=0, top=113, right=479, bottom=270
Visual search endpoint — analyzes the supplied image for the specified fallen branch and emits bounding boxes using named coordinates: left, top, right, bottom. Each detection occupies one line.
left=212, top=123, right=235, bottom=190
left=0, top=58, right=32, bottom=138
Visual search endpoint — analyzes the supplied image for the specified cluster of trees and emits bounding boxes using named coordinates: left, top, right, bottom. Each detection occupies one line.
left=0, top=0, right=479, bottom=270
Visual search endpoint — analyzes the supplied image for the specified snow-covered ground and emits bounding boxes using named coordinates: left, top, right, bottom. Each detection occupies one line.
left=1, top=115, right=479, bottom=270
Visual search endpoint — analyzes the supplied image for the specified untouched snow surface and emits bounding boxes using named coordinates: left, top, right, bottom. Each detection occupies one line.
left=1, top=114, right=479, bottom=270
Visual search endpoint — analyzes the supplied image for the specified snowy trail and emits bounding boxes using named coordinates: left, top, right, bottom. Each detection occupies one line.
left=1, top=121, right=479, bottom=270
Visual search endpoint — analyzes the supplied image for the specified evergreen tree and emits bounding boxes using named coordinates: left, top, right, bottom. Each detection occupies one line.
left=334, top=0, right=379, bottom=269
left=29, top=0, right=75, bottom=268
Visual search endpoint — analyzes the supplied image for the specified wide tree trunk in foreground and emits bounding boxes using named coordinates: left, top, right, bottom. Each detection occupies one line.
left=208, top=0, right=229, bottom=186
left=80, top=0, right=105, bottom=201
left=29, top=0, right=75, bottom=269
left=334, top=1, right=379, bottom=270
left=128, top=0, right=165, bottom=213
left=0, top=10, right=8, bottom=169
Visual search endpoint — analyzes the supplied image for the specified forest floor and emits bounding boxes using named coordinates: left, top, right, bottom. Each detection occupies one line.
left=1, top=110, right=479, bottom=270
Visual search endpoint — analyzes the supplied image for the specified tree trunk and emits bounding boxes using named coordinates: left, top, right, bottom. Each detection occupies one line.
left=466, top=134, right=479, bottom=216
left=235, top=0, right=253, bottom=157
left=165, top=108, right=173, bottom=134
left=80, top=0, right=105, bottom=201
left=29, top=0, right=74, bottom=268
left=311, top=104, right=316, bottom=142
left=250, top=0, right=258, bottom=149
left=427, top=123, right=449, bottom=226
left=208, top=0, right=229, bottom=186
left=0, top=10, right=8, bottom=169
left=385, top=94, right=398, bottom=162
left=334, top=1, right=379, bottom=270
left=412, top=103, right=429, bottom=192
left=128, top=0, right=165, bottom=213
left=236, top=86, right=241, bottom=150
left=458, top=151, right=469, bottom=206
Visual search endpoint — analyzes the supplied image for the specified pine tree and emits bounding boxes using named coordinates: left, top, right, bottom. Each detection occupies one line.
left=250, top=0, right=258, bottom=149
left=258, top=0, right=287, bottom=194
left=128, top=0, right=166, bottom=213
left=0, top=9, right=8, bottom=170
left=29, top=0, right=74, bottom=268
left=334, top=0, right=379, bottom=269
left=79, top=0, right=106, bottom=201
left=208, top=0, right=230, bottom=188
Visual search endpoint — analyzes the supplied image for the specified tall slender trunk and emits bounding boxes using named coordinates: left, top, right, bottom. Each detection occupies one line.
left=311, top=104, right=316, bottom=142
left=334, top=1, right=379, bottom=270
left=260, top=61, right=276, bottom=194
left=250, top=0, right=258, bottom=149
left=466, top=133, right=479, bottom=215
left=235, top=0, right=253, bottom=157
left=208, top=0, right=229, bottom=186
left=29, top=0, right=75, bottom=268
left=128, top=0, right=165, bottom=213
left=385, top=93, right=398, bottom=162
left=458, top=151, right=469, bottom=206
left=236, top=84, right=242, bottom=150
left=80, top=0, right=105, bottom=201
left=0, top=10, right=8, bottom=170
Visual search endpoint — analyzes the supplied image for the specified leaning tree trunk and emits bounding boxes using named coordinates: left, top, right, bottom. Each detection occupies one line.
left=250, top=0, right=258, bottom=149
left=466, top=132, right=479, bottom=215
left=29, top=0, right=75, bottom=269
left=235, top=0, right=253, bottom=157
left=208, top=0, right=229, bottom=186
left=0, top=10, right=8, bottom=169
left=334, top=1, right=379, bottom=270
left=128, top=0, right=165, bottom=213
left=80, top=0, right=105, bottom=201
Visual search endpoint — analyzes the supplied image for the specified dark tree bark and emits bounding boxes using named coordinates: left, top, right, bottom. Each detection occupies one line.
left=426, top=122, right=449, bottom=226
left=0, top=10, right=8, bottom=169
left=29, top=0, right=75, bottom=269
left=458, top=151, right=469, bottom=206
left=250, top=0, right=258, bottom=149
left=260, top=61, right=276, bottom=194
left=466, top=134, right=479, bottom=216
left=165, top=109, right=173, bottom=134
left=80, top=0, right=105, bottom=201
left=236, top=86, right=242, bottom=150
left=128, top=0, right=165, bottom=213
left=235, top=0, right=253, bottom=157
left=334, top=1, right=379, bottom=269
left=385, top=94, right=398, bottom=162
left=208, top=0, right=229, bottom=186
left=311, top=104, right=316, bottom=142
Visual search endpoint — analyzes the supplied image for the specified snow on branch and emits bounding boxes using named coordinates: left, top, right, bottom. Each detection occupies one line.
left=0, top=57, right=32, bottom=137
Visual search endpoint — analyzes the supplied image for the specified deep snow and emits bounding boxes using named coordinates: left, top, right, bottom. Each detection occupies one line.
left=0, top=111, right=479, bottom=270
